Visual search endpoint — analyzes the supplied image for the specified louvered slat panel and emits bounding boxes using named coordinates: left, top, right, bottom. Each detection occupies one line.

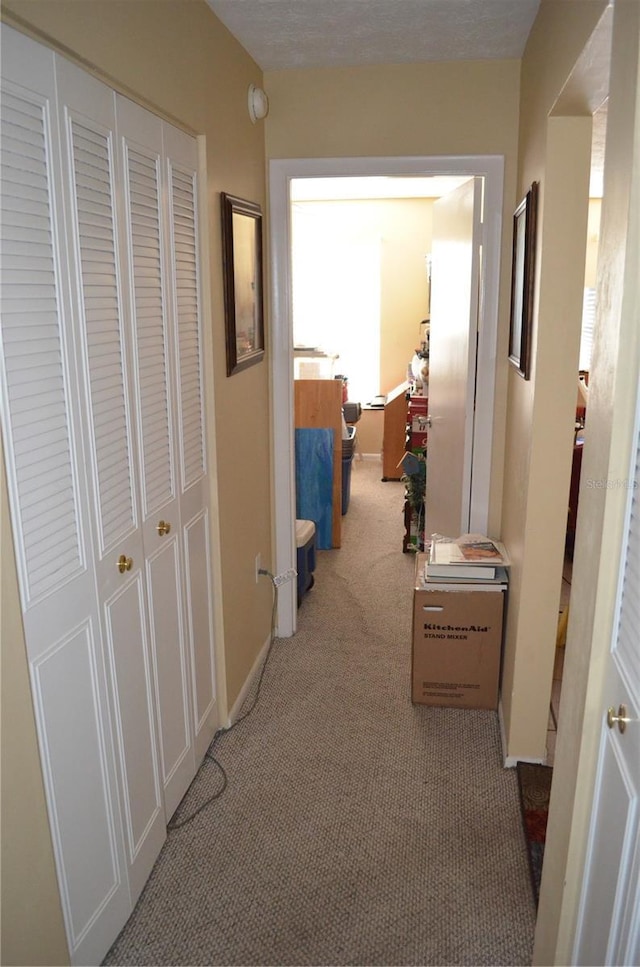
left=615, top=438, right=640, bottom=694
left=70, top=118, right=135, bottom=552
left=169, top=165, right=204, bottom=489
left=0, top=88, right=84, bottom=604
left=125, top=144, right=173, bottom=516
left=13, top=420, right=69, bottom=457
left=25, top=520, right=78, bottom=561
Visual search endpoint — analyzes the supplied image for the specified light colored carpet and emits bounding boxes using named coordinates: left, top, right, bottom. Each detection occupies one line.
left=104, top=458, right=536, bottom=966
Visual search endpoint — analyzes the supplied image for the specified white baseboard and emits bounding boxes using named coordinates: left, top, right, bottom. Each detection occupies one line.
left=357, top=452, right=382, bottom=461
left=226, top=631, right=272, bottom=727
left=503, top=753, right=547, bottom=768
left=498, top=697, right=547, bottom=767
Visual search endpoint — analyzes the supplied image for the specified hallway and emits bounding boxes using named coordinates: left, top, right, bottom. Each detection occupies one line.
left=104, top=459, right=536, bottom=966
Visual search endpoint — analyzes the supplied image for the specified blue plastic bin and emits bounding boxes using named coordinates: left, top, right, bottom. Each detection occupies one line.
left=296, top=519, right=316, bottom=606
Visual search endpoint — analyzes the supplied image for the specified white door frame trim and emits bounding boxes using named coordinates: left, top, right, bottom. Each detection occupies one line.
left=269, top=155, right=504, bottom=637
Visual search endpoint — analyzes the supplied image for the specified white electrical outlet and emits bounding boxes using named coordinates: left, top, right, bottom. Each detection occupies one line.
left=273, top=567, right=297, bottom=587
left=255, top=553, right=261, bottom=584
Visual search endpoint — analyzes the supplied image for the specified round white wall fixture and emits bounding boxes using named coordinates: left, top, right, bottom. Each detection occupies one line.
left=248, top=83, right=269, bottom=123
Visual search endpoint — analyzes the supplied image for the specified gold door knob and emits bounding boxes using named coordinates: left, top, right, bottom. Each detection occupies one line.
left=607, top=704, right=630, bottom=734
left=157, top=520, right=171, bottom=536
left=117, top=555, right=133, bottom=574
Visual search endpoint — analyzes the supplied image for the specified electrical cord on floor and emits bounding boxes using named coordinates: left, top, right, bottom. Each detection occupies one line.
left=167, top=569, right=279, bottom=831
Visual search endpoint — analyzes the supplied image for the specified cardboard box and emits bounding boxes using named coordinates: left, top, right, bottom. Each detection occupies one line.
left=412, top=556, right=505, bottom=709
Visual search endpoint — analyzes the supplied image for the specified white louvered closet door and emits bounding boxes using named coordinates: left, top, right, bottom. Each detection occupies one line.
left=164, top=124, right=218, bottom=763
left=115, top=96, right=197, bottom=818
left=55, top=57, right=167, bottom=905
left=0, top=28, right=132, bottom=966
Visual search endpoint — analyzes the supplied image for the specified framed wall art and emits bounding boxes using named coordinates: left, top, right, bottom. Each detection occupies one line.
left=221, top=192, right=265, bottom=376
left=508, top=181, right=538, bottom=380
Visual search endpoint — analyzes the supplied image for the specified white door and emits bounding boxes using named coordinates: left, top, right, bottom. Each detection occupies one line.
left=56, top=58, right=167, bottom=906
left=573, top=418, right=640, bottom=966
left=0, top=29, right=134, bottom=964
left=115, top=96, right=197, bottom=819
left=425, top=177, right=482, bottom=539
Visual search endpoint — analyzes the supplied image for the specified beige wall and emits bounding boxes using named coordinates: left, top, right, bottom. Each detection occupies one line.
left=354, top=409, right=384, bottom=457
left=0, top=2, right=271, bottom=961
left=378, top=200, right=431, bottom=394
left=584, top=198, right=602, bottom=289
left=499, top=0, right=608, bottom=764
left=265, top=60, right=521, bottom=160
left=264, top=58, right=521, bottom=540
left=501, top=118, right=593, bottom=759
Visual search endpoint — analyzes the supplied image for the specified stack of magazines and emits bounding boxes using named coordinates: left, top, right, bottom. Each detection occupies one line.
left=425, top=534, right=510, bottom=582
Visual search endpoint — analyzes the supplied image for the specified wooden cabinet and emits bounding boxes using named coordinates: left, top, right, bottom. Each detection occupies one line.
left=294, top=379, right=343, bottom=547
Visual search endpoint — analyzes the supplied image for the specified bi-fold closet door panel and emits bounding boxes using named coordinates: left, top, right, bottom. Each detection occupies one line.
left=115, top=95, right=200, bottom=817
left=0, top=24, right=217, bottom=965
left=163, top=122, right=218, bottom=763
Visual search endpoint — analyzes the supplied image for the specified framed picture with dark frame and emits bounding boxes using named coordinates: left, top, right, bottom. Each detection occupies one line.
left=509, top=181, right=538, bottom=380
left=221, top=192, right=265, bottom=376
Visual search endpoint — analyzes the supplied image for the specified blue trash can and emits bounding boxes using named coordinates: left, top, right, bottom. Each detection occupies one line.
left=296, top=519, right=316, bottom=606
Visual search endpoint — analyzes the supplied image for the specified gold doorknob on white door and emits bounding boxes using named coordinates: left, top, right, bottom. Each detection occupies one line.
left=607, top=704, right=630, bottom=734
left=117, top=555, right=133, bottom=574
left=157, top=520, right=171, bottom=536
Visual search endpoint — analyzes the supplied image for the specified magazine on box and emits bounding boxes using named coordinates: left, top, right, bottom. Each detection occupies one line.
left=427, top=534, right=510, bottom=579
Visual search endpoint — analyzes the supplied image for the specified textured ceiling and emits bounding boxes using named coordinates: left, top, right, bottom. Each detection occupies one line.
left=205, top=0, right=541, bottom=71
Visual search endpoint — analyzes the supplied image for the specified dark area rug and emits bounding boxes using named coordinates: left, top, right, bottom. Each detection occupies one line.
left=517, top=762, right=553, bottom=905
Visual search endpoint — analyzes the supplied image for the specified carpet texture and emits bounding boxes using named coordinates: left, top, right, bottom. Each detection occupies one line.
left=103, top=459, right=536, bottom=966
left=516, top=762, right=553, bottom=906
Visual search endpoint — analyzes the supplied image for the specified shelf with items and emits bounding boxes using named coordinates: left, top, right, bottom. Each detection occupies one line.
left=407, top=319, right=430, bottom=396
left=402, top=326, right=429, bottom=551
left=407, top=394, right=428, bottom=455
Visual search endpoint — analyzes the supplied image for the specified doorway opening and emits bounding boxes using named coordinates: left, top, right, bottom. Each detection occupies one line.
left=289, top=175, right=468, bottom=405
left=269, top=155, right=504, bottom=636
